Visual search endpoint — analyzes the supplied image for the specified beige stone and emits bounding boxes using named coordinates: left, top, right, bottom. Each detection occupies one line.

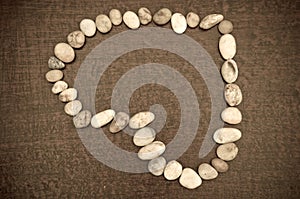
left=45, top=70, right=63, bottom=83
left=221, top=107, right=242, bottom=124
left=129, top=111, right=155, bottom=129
left=138, top=7, right=152, bottom=25
left=73, top=110, right=91, bottom=128
left=133, top=127, right=156, bottom=146
left=218, top=20, right=233, bottom=34
left=64, top=100, right=82, bottom=116
left=171, top=13, right=187, bottom=34
left=67, top=30, right=85, bottom=49
left=48, top=56, right=65, bottom=69
left=51, top=80, right=68, bottom=94
left=138, top=141, right=165, bottom=160
left=148, top=156, right=166, bottom=176
left=163, top=160, right=183, bottom=180
left=186, top=12, right=200, bottom=28
left=109, top=9, right=122, bottom=26
left=219, top=34, right=237, bottom=60
left=80, top=19, right=96, bottom=37
left=211, top=158, right=229, bottom=173
left=59, top=88, right=77, bottom=102
left=179, top=168, right=202, bottom=189
left=109, top=112, right=129, bottom=133
left=96, top=14, right=112, bottom=33
left=123, top=11, right=140, bottom=29
left=199, top=14, right=224, bottom=29
left=153, top=8, right=172, bottom=25
left=224, top=83, right=243, bottom=106
left=91, top=109, right=115, bottom=128
left=213, top=128, right=242, bottom=144
left=198, top=163, right=218, bottom=180
left=54, top=43, right=75, bottom=63
left=217, top=143, right=239, bottom=161
left=221, top=59, right=238, bottom=83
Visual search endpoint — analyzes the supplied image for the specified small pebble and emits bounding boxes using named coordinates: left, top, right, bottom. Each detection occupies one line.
left=199, top=14, right=224, bottom=29
left=148, top=156, right=166, bottom=176
left=211, top=158, right=229, bottom=173
left=198, top=163, right=218, bottom=180
left=219, top=34, right=236, bottom=60
left=221, top=107, right=242, bottom=124
left=45, top=70, right=63, bottom=83
left=224, top=83, right=243, bottom=106
left=218, top=20, right=233, bottom=34
left=171, top=13, right=187, bottom=34
left=109, top=112, right=129, bottom=133
left=73, top=110, right=92, bottom=128
left=109, top=9, right=122, bottom=26
left=213, top=128, right=242, bottom=144
left=186, top=12, right=200, bottom=28
left=123, top=11, right=140, bottom=29
left=138, top=141, right=165, bottom=160
left=48, top=56, right=65, bottom=69
left=80, top=19, right=97, bottom=37
left=59, top=88, right=77, bottom=102
left=153, top=8, right=172, bottom=25
left=164, top=160, right=183, bottom=180
left=51, top=80, right=68, bottom=94
left=64, top=100, right=82, bottom=116
left=138, top=7, right=152, bottom=25
left=217, top=143, right=239, bottom=161
left=91, top=109, right=115, bottom=128
left=54, top=43, right=75, bottom=63
left=129, top=111, right=155, bottom=129
left=179, top=168, right=202, bottom=189
left=133, top=127, right=156, bottom=146
left=96, top=14, right=112, bottom=33
left=67, top=30, right=85, bottom=49
left=221, top=59, right=239, bottom=83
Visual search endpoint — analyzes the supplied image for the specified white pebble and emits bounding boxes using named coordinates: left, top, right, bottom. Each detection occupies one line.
left=59, top=88, right=77, bottom=102
left=138, top=141, right=165, bottom=160
left=171, top=13, right=187, bottom=34
left=109, top=112, right=129, bottom=133
left=198, top=163, right=218, bottom=180
left=64, top=100, right=82, bottom=116
left=179, top=168, right=202, bottom=189
left=148, top=156, right=166, bottom=176
left=45, top=70, right=63, bottom=83
left=129, top=111, right=155, bottom=129
left=199, top=14, right=224, bottom=29
left=224, top=83, right=243, bottom=106
left=221, top=59, right=239, bottom=83
left=67, top=30, right=85, bottom=49
left=221, top=107, right=242, bottom=124
left=217, top=143, right=239, bottom=161
left=138, top=7, right=152, bottom=25
left=91, top=109, right=115, bottom=128
left=109, top=9, right=122, bottom=26
left=163, top=160, right=183, bottom=180
left=80, top=19, right=96, bottom=37
left=54, top=43, right=75, bottom=63
left=219, top=34, right=237, bottom=60
left=186, top=12, right=200, bottom=28
left=51, top=80, right=68, bottom=94
left=123, top=11, right=140, bottom=29
left=213, top=128, right=242, bottom=144
left=73, top=110, right=91, bottom=128
left=133, top=127, right=156, bottom=146
left=96, top=14, right=112, bottom=33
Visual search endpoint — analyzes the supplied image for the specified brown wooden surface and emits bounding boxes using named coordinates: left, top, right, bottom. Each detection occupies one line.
left=0, top=0, right=299, bottom=198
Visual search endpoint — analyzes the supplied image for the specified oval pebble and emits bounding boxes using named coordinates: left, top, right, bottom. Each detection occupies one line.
left=148, top=156, right=166, bottom=176
left=213, top=128, right=242, bottom=144
left=129, top=111, right=155, bottom=129
left=109, top=9, right=122, bottom=26
left=211, top=158, right=229, bottom=173
left=198, top=163, right=218, bottom=180
left=164, top=160, right=183, bottom=180
left=59, top=88, right=77, bottom=102
left=96, top=14, right=112, bottom=33
left=138, top=141, right=165, bottom=160
left=199, top=14, right=224, bottom=29
left=45, top=70, right=63, bottom=83
left=51, top=80, right=68, bottom=94
left=48, top=56, right=65, bottom=69
left=64, top=100, right=82, bottom=116
left=54, top=43, right=75, bottom=63
left=179, top=168, right=202, bottom=189
left=217, top=143, right=239, bottom=161
left=221, top=59, right=238, bottom=83
left=138, top=7, right=152, bottom=25
left=186, top=12, right=200, bottom=28
left=224, top=83, right=243, bottom=106
left=133, top=127, right=156, bottom=146
left=123, top=11, right=140, bottom=29
left=73, top=110, right=91, bottom=128
left=91, top=109, right=115, bottom=128
left=171, top=13, right=187, bottom=34
left=219, top=34, right=237, bottom=60
left=80, top=19, right=96, bottom=37
left=109, top=112, right=129, bottom=133
left=153, top=8, right=172, bottom=25
left=67, top=30, right=85, bottom=49
left=221, top=107, right=242, bottom=124
left=218, top=20, right=233, bottom=34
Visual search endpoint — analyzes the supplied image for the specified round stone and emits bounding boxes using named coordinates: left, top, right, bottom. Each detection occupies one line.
left=224, top=83, right=243, bottom=106
left=64, top=100, right=82, bottom=116
left=153, top=8, right=172, bottom=25
left=221, top=107, right=242, bottom=124
left=48, top=56, right=65, bottom=69
left=54, top=43, right=75, bottom=63
left=163, top=160, right=183, bottom=180
left=138, top=7, right=152, bottom=25
left=171, top=13, right=187, bottom=34
left=59, top=88, right=77, bottom=102
left=138, top=141, right=166, bottom=160
left=218, top=20, right=233, bottom=34
left=91, top=109, right=115, bottom=128
left=179, top=168, right=202, bottom=189
left=211, top=158, right=229, bottom=173
left=217, top=143, right=239, bottom=161
left=221, top=59, right=239, bottom=83
left=73, top=110, right=91, bottom=128
left=199, top=14, right=224, bottom=29
left=109, top=112, right=129, bottom=133
left=51, top=80, right=68, bottom=94
left=80, top=19, right=96, bottom=37
left=123, top=11, right=140, bottom=29
left=129, top=111, right=155, bottom=129
left=186, top=12, right=200, bottom=28
left=133, top=127, right=156, bottom=146
left=45, top=70, right=63, bottom=83
left=213, top=128, right=242, bottom=144
left=219, top=34, right=237, bottom=60
left=67, top=30, right=85, bottom=49
left=198, top=163, right=218, bottom=180
left=95, top=14, right=112, bottom=33
left=109, top=9, right=122, bottom=26
left=148, top=156, right=166, bottom=176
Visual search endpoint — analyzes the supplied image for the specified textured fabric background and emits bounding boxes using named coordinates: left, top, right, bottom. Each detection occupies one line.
left=0, top=0, right=299, bottom=198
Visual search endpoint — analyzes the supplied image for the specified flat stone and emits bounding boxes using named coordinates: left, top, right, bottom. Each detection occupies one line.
left=51, top=80, right=68, bottom=94
left=45, top=70, right=63, bottom=83
left=59, top=88, right=77, bottom=102
left=211, top=158, right=229, bottom=173
left=91, top=109, right=115, bottom=128
left=153, top=8, right=172, bottom=25
left=217, top=143, right=239, bottom=161
left=64, top=100, right=82, bottom=116
left=129, top=111, right=155, bottom=129
left=221, top=59, right=238, bottom=83
left=199, top=14, right=224, bottom=29
left=138, top=141, right=165, bottom=160
left=163, top=160, right=183, bottom=180
left=213, top=128, right=242, bottom=144
left=138, top=7, right=152, bottom=25
left=221, top=107, right=242, bottom=124
left=224, top=83, right=243, bottom=106
left=73, top=110, right=91, bottom=128
left=218, top=20, right=233, bottom=34
left=109, top=112, right=129, bottom=133
left=109, top=9, right=122, bottom=26
left=123, top=11, right=140, bottom=29
left=148, top=156, right=166, bottom=176
left=80, top=19, right=96, bottom=37
left=67, top=30, right=85, bottom=49
left=54, top=43, right=75, bottom=63
left=48, top=56, right=65, bottom=69
left=219, top=34, right=237, bottom=60
left=198, top=163, right=218, bottom=180
left=186, top=12, right=200, bottom=28
left=179, top=168, right=202, bottom=189
left=171, top=13, right=187, bottom=34
left=133, top=127, right=156, bottom=146
left=95, top=14, right=112, bottom=33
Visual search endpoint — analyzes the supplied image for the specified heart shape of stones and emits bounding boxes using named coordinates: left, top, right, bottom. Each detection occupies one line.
left=46, top=8, right=242, bottom=190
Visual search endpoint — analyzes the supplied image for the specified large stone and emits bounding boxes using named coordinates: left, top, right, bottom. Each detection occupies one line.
left=129, top=111, right=155, bottom=129
left=133, top=127, right=156, bottom=146
left=216, top=143, right=239, bottom=161
left=91, top=109, right=115, bottom=128
left=148, top=156, right=166, bottom=176
left=137, top=141, right=165, bottom=160
left=163, top=160, right=183, bottom=180
left=198, top=163, right=218, bottom=180
left=179, top=168, right=202, bottom=189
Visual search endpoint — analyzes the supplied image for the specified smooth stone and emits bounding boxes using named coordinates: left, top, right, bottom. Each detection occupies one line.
left=217, top=143, right=239, bottom=161
left=137, top=141, right=165, bottom=160
left=109, top=9, right=122, bottom=26
left=218, top=20, right=233, bottom=34
left=64, top=100, right=82, bottom=116
left=91, top=109, right=115, bottom=128
left=186, top=12, right=200, bottom=28
left=138, top=7, right=152, bottom=25
left=73, top=110, right=92, bottom=128
left=54, top=43, right=75, bottom=63
left=59, top=88, right=77, bottom=102
left=199, top=14, right=224, bottom=29
left=48, top=56, right=65, bottom=69
left=109, top=112, right=129, bottom=133
left=219, top=34, right=237, bottom=60
left=221, top=59, right=238, bottom=83
left=211, top=158, right=229, bottom=173
left=67, top=30, right=85, bottom=49
left=179, top=168, right=202, bottom=189
left=129, top=111, right=155, bottom=129
left=163, top=160, right=183, bottom=180
left=221, top=107, right=242, bottom=124
left=198, top=163, right=218, bottom=180
left=224, top=83, right=243, bottom=106
left=51, top=80, right=68, bottom=94
left=80, top=19, right=96, bottom=37
left=213, top=128, right=242, bottom=144
left=95, top=14, right=112, bottom=33
left=153, top=8, right=172, bottom=25
left=148, top=156, right=166, bottom=176
left=171, top=13, right=187, bottom=34
left=133, top=127, right=156, bottom=146
left=123, top=11, right=140, bottom=29
left=45, top=70, right=63, bottom=83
